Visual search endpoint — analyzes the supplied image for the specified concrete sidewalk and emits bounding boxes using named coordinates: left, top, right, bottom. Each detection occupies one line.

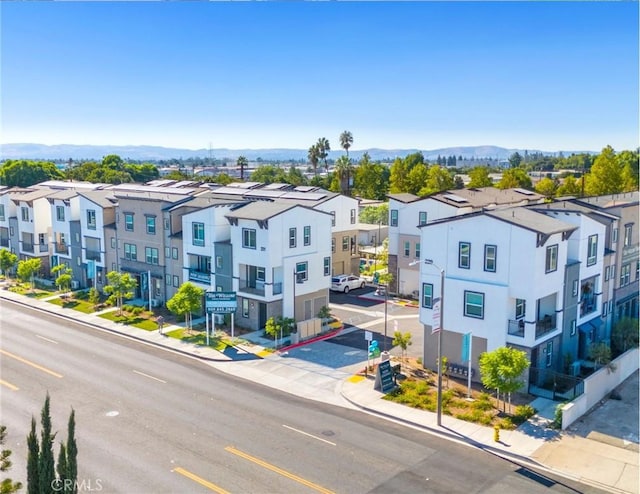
left=2, top=287, right=638, bottom=493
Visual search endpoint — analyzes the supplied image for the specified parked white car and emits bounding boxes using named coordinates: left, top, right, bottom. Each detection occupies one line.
left=331, top=275, right=366, bottom=293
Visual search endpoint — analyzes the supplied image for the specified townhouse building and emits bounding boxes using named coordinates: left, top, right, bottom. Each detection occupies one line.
left=0, top=186, right=30, bottom=255
left=417, top=204, right=610, bottom=387
left=388, top=188, right=545, bottom=296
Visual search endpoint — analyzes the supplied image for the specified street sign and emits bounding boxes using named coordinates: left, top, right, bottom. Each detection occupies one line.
left=87, top=260, right=95, bottom=279
left=432, top=298, right=441, bottom=333
left=365, top=331, right=373, bottom=342
left=205, top=291, right=237, bottom=314
left=461, top=332, right=471, bottom=361
left=374, top=360, right=396, bottom=393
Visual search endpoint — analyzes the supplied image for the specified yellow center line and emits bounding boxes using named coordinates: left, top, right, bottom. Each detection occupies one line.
left=173, top=467, right=230, bottom=494
left=225, top=446, right=335, bottom=494
left=0, top=379, right=19, bottom=391
left=0, top=349, right=63, bottom=378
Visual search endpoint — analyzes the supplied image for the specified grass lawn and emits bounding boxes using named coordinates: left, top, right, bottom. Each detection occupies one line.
left=98, top=310, right=159, bottom=331
left=165, top=328, right=228, bottom=350
left=8, top=284, right=54, bottom=299
left=47, top=297, right=96, bottom=314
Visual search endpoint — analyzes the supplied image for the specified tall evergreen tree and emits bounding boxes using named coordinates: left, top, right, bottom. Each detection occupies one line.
left=38, top=394, right=56, bottom=493
left=26, top=418, right=39, bottom=494
left=1, top=425, right=22, bottom=494
left=56, top=444, right=67, bottom=490
left=65, top=410, right=77, bottom=494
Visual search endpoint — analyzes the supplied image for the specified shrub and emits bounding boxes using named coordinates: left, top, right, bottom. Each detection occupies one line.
left=513, top=404, right=537, bottom=423
left=131, top=306, right=143, bottom=315
left=123, top=304, right=133, bottom=312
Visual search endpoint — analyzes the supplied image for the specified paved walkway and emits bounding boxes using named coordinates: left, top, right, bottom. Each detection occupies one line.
left=1, top=286, right=638, bottom=494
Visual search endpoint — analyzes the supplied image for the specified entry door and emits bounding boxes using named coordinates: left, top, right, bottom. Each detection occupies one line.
left=258, top=303, right=267, bottom=329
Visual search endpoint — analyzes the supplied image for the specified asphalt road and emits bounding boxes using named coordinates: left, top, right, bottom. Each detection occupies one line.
left=0, top=302, right=605, bottom=494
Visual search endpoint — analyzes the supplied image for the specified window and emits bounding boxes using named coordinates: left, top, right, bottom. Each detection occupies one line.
left=515, top=298, right=526, bottom=319
left=21, top=207, right=29, bottom=222
left=350, top=209, right=356, bottom=224
left=58, top=233, right=65, bottom=245
left=572, top=280, right=579, bottom=297
left=458, top=242, right=470, bottom=269
left=602, top=301, right=608, bottom=317
left=331, top=238, right=336, bottom=253
left=111, top=237, right=116, bottom=249
left=624, top=224, right=633, bottom=247
left=173, top=275, right=179, bottom=288
left=419, top=211, right=427, bottom=226
left=415, top=243, right=420, bottom=259
left=0, top=205, right=4, bottom=221
left=242, top=228, right=256, bottom=249
left=403, top=241, right=410, bottom=257
left=172, top=247, right=178, bottom=260
left=145, top=216, right=156, bottom=235
left=611, top=264, right=616, bottom=280
left=303, top=226, right=311, bottom=246
left=87, top=210, right=96, bottom=230
left=74, top=232, right=79, bottom=243
left=165, top=247, right=171, bottom=258
left=296, top=261, right=308, bottom=281
left=587, top=234, right=597, bottom=266
left=323, top=257, right=330, bottom=276
left=604, top=266, right=610, bottom=281
left=390, top=209, right=398, bottom=227
left=484, top=245, right=497, bottom=272
left=56, top=206, right=65, bottom=221
left=216, top=256, right=223, bottom=269
left=609, top=300, right=613, bottom=313
left=612, top=228, right=618, bottom=243
left=330, top=211, right=335, bottom=227
left=164, top=218, right=170, bottom=230
left=545, top=244, right=558, bottom=273
left=9, top=227, right=14, bottom=236
left=124, top=243, right=137, bottom=261
left=636, top=261, right=640, bottom=280
left=193, top=222, right=205, bottom=246
left=464, top=291, right=484, bottom=319
left=342, top=236, right=349, bottom=251
left=289, top=228, right=297, bottom=248
left=620, top=263, right=631, bottom=287
left=165, top=274, right=171, bottom=286
left=145, top=247, right=159, bottom=265
left=422, top=283, right=433, bottom=308
left=124, top=213, right=134, bottom=231
left=76, top=256, right=81, bottom=266
left=242, top=299, right=249, bottom=317
left=545, top=341, right=553, bottom=367
left=570, top=319, right=576, bottom=336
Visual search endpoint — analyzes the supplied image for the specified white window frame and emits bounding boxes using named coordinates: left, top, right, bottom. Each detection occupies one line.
left=484, top=244, right=497, bottom=272
left=422, top=283, right=433, bottom=308
left=242, top=228, right=256, bottom=249
left=418, top=211, right=427, bottom=226
left=303, top=226, right=311, bottom=246
left=323, top=257, right=330, bottom=276
left=390, top=209, right=398, bottom=227
left=56, top=206, right=65, bottom=222
left=459, top=242, right=471, bottom=269
left=193, top=222, right=205, bottom=246
left=587, top=234, right=597, bottom=266
left=289, top=228, right=297, bottom=248
left=545, top=244, right=558, bottom=273
left=464, top=291, right=484, bottom=319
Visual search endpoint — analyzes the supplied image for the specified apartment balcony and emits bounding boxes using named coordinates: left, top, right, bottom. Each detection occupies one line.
left=0, top=238, right=9, bottom=248
left=273, top=282, right=283, bottom=295
left=239, top=279, right=265, bottom=297
left=22, top=243, right=34, bottom=253
left=535, top=314, right=557, bottom=339
left=188, top=269, right=211, bottom=284
left=54, top=243, right=69, bottom=255
left=508, top=319, right=525, bottom=337
left=86, top=250, right=101, bottom=262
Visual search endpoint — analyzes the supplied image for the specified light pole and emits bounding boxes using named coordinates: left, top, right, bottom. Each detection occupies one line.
left=411, top=258, right=445, bottom=427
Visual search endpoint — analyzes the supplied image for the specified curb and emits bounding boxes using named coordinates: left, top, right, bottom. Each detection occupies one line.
left=277, top=326, right=344, bottom=353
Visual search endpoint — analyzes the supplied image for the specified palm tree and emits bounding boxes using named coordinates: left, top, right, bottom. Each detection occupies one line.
left=334, top=156, right=353, bottom=196
left=308, top=144, right=320, bottom=178
left=339, top=131, right=353, bottom=159
left=316, top=137, right=330, bottom=173
left=236, top=156, right=248, bottom=181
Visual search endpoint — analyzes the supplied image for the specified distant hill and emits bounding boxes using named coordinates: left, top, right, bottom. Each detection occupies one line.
left=0, top=143, right=593, bottom=162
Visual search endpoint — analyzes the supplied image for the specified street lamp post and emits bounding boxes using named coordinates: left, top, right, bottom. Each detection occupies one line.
left=411, top=258, right=445, bottom=427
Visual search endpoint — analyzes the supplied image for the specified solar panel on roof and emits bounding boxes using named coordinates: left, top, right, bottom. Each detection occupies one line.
left=442, top=193, right=468, bottom=203
left=264, top=183, right=291, bottom=190
left=514, top=188, right=534, bottom=196
left=294, top=186, right=318, bottom=192
left=281, top=192, right=326, bottom=200
left=244, top=190, right=288, bottom=198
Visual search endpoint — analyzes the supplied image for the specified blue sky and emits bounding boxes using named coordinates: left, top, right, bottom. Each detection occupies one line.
left=1, top=2, right=638, bottom=153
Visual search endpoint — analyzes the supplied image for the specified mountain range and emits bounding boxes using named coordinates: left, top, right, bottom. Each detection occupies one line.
left=0, top=143, right=592, bottom=162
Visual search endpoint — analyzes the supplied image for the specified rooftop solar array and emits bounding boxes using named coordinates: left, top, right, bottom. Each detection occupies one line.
left=281, top=191, right=326, bottom=201
left=442, top=193, right=468, bottom=203
left=294, top=186, right=318, bottom=192
left=263, top=183, right=292, bottom=190
left=514, top=188, right=535, bottom=196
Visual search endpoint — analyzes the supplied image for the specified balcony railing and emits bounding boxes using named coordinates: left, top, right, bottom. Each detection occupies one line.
left=55, top=243, right=69, bottom=255
left=0, top=238, right=9, bottom=247
left=39, top=243, right=49, bottom=253
left=188, top=269, right=211, bottom=284
left=239, top=280, right=265, bottom=296
left=273, top=282, right=283, bottom=295
left=508, top=319, right=525, bottom=337
left=535, top=314, right=557, bottom=339
left=86, top=250, right=101, bottom=261
left=22, top=242, right=34, bottom=253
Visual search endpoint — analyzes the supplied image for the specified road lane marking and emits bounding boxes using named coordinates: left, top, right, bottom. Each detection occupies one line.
left=225, top=446, right=335, bottom=494
left=173, top=467, right=230, bottom=494
left=36, top=335, right=58, bottom=344
left=0, top=349, right=63, bottom=378
left=282, top=425, right=336, bottom=446
left=0, top=379, right=19, bottom=391
left=132, top=370, right=166, bottom=383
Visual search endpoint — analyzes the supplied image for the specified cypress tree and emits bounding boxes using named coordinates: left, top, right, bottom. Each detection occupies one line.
left=56, top=443, right=67, bottom=490
left=66, top=409, right=77, bottom=494
left=38, top=394, right=56, bottom=493
left=26, top=417, right=40, bottom=494
left=1, top=425, right=23, bottom=494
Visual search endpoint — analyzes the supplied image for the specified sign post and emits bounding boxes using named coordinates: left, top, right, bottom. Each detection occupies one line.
left=365, top=331, right=373, bottom=375
left=432, top=299, right=441, bottom=333
left=206, top=292, right=237, bottom=344
left=461, top=331, right=472, bottom=399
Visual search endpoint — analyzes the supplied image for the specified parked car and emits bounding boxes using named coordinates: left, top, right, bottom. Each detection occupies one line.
left=331, top=275, right=366, bottom=293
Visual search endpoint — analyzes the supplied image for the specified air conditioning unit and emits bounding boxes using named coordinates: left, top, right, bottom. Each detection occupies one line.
left=151, top=299, right=162, bottom=308
left=70, top=280, right=79, bottom=290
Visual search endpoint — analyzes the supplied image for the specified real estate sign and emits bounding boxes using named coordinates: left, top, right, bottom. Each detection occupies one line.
left=205, top=291, right=237, bottom=314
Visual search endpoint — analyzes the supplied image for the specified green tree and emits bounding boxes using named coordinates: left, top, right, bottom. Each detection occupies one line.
left=405, top=163, right=429, bottom=195
left=56, top=410, right=77, bottom=494
left=264, top=316, right=296, bottom=348
left=467, top=167, right=493, bottom=188
left=51, top=264, right=73, bottom=293
left=585, top=146, right=624, bottom=196
left=389, top=153, right=425, bottom=193
left=392, top=331, right=412, bottom=364
left=478, top=346, right=529, bottom=412
left=617, top=149, right=639, bottom=190
left=124, top=163, right=159, bottom=183
left=588, top=342, right=614, bottom=371
left=534, top=177, right=558, bottom=199
left=38, top=394, right=56, bottom=494
left=508, top=152, right=523, bottom=168
left=26, top=418, right=39, bottom=494
left=611, top=317, right=639, bottom=355
left=332, top=156, right=353, bottom=195
left=0, top=250, right=18, bottom=278
left=316, top=137, right=331, bottom=173
left=0, top=425, right=22, bottom=494
left=103, top=271, right=137, bottom=316
left=236, top=156, right=249, bottom=181
left=0, top=160, right=63, bottom=187
left=166, top=282, right=204, bottom=331
left=88, top=287, right=100, bottom=310
left=17, top=258, right=42, bottom=291
left=352, top=154, right=389, bottom=200
left=339, top=130, right=353, bottom=159
left=308, top=144, right=320, bottom=178
left=556, top=175, right=582, bottom=196
left=496, top=168, right=532, bottom=190
left=359, top=204, right=388, bottom=225
left=250, top=165, right=285, bottom=184
left=420, top=165, right=454, bottom=196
